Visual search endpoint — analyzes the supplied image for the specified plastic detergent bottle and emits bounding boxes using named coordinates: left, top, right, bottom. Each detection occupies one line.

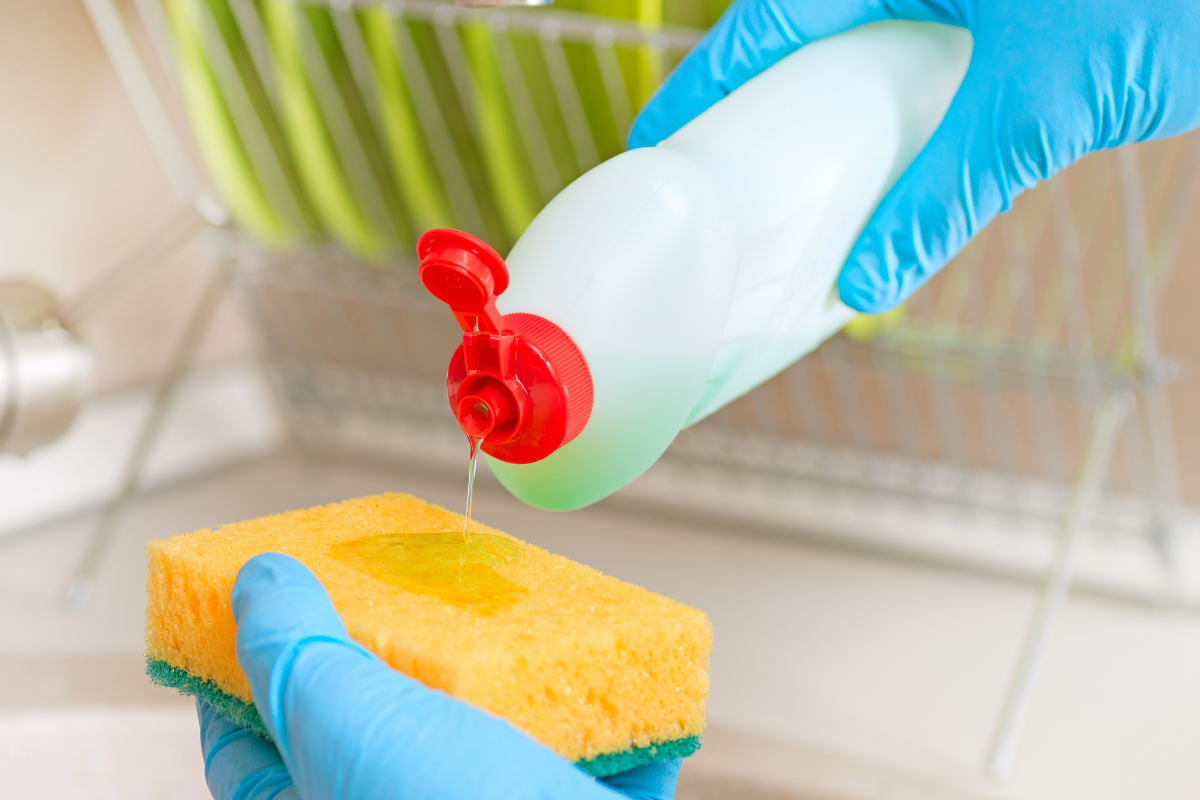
left=417, top=21, right=972, bottom=511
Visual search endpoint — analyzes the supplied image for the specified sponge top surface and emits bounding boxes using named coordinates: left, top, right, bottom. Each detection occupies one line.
left=151, top=491, right=710, bottom=690
left=146, top=492, right=711, bottom=763
left=153, top=493, right=700, bottom=653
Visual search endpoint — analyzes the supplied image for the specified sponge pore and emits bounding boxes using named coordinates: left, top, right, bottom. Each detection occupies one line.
left=145, top=492, right=711, bottom=775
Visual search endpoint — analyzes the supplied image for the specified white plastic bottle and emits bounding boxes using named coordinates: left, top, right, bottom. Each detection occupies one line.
left=419, top=21, right=972, bottom=511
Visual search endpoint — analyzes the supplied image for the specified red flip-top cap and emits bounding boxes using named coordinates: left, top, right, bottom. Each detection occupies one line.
left=417, top=228, right=508, bottom=335
left=417, top=229, right=593, bottom=464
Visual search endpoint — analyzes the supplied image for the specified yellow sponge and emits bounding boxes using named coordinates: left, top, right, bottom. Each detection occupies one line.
left=145, top=492, right=711, bottom=773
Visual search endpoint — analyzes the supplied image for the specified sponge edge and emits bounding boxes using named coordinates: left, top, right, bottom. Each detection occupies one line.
left=145, top=492, right=711, bottom=770
left=145, top=658, right=701, bottom=777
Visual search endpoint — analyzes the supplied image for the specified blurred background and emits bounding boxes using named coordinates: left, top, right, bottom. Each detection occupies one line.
left=2, top=1, right=1200, bottom=798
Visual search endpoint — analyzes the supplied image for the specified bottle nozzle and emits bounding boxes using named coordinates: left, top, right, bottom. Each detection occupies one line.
left=456, top=378, right=519, bottom=440
left=417, top=229, right=593, bottom=464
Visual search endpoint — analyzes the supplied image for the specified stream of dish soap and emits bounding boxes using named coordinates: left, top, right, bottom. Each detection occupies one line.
left=463, top=436, right=479, bottom=542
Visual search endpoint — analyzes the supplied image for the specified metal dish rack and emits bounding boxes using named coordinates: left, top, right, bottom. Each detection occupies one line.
left=80, top=0, right=1199, bottom=780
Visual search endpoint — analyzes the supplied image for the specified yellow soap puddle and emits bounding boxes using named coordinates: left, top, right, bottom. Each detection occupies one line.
left=329, top=532, right=527, bottom=615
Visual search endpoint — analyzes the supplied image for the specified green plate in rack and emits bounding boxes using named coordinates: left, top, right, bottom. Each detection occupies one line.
left=458, top=20, right=544, bottom=244
left=358, top=7, right=457, bottom=235
left=261, top=0, right=413, bottom=260
left=166, top=0, right=320, bottom=244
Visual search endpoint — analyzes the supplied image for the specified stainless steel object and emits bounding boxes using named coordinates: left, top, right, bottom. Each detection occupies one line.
left=0, top=283, right=93, bottom=455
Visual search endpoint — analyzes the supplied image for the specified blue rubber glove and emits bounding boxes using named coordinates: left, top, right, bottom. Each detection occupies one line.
left=629, top=0, right=1200, bottom=313
left=196, top=553, right=682, bottom=800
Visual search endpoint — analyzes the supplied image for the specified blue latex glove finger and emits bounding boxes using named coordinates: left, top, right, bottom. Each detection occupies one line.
left=228, top=552, right=672, bottom=800
left=198, top=700, right=682, bottom=800
left=838, top=1, right=1200, bottom=311
left=198, top=698, right=297, bottom=800
left=632, top=0, right=1200, bottom=314
left=628, top=0, right=966, bottom=149
left=601, top=759, right=683, bottom=800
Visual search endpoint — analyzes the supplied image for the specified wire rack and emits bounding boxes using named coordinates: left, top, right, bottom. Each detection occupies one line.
left=147, top=0, right=703, bottom=257
left=81, top=0, right=1200, bottom=780
left=235, top=138, right=1197, bottom=583
left=670, top=141, right=1194, bottom=542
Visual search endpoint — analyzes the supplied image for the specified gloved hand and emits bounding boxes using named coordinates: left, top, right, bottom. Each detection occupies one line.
left=629, top=0, right=1200, bottom=313
left=196, top=553, right=682, bottom=800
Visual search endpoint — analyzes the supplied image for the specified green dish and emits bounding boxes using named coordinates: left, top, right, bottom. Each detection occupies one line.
left=261, top=0, right=413, bottom=260
left=459, top=21, right=544, bottom=243
left=167, top=0, right=704, bottom=256
left=359, top=7, right=456, bottom=234
left=166, top=0, right=319, bottom=244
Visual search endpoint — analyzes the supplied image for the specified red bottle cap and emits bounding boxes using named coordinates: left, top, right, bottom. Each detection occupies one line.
left=417, top=228, right=507, bottom=335
left=417, top=229, right=593, bottom=464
